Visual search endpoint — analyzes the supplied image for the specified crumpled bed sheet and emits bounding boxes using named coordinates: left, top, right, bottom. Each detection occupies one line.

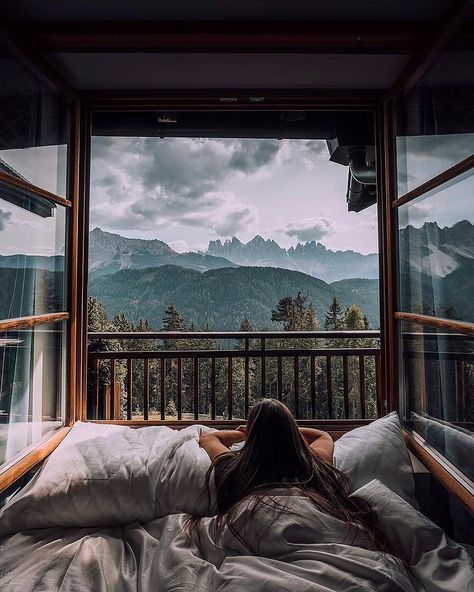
left=1, top=493, right=417, bottom=592
left=0, top=422, right=472, bottom=591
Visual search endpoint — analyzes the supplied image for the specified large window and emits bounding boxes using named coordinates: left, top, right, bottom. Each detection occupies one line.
left=86, top=110, right=380, bottom=421
left=394, top=32, right=474, bottom=483
left=0, top=45, right=71, bottom=470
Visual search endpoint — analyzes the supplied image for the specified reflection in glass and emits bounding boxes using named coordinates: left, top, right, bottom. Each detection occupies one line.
left=0, top=322, right=65, bottom=468
left=395, top=47, right=474, bottom=196
left=398, top=168, right=474, bottom=323
left=400, top=322, right=474, bottom=480
left=0, top=51, right=69, bottom=197
left=0, top=185, right=66, bottom=319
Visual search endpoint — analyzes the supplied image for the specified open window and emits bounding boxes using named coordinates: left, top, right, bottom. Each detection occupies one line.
left=390, top=26, right=474, bottom=508
left=86, top=109, right=381, bottom=423
left=0, top=39, right=72, bottom=473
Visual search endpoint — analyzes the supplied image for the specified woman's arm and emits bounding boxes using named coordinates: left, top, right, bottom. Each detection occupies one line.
left=299, top=427, right=334, bottom=464
left=199, top=430, right=245, bottom=462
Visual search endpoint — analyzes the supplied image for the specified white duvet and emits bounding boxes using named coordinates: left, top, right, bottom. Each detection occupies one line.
left=0, top=422, right=472, bottom=592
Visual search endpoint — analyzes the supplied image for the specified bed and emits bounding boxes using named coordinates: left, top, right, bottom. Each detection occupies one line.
left=0, top=413, right=472, bottom=591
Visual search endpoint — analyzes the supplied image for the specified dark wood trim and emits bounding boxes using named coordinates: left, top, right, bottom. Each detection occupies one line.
left=0, top=19, right=78, bottom=103
left=0, top=313, right=70, bottom=333
left=29, top=20, right=427, bottom=54
left=392, top=155, right=474, bottom=208
left=89, top=347, right=380, bottom=360
left=78, top=107, right=92, bottom=421
left=403, top=430, right=473, bottom=513
left=89, top=330, right=379, bottom=340
left=385, top=0, right=473, bottom=102
left=0, top=171, right=72, bottom=209
left=395, top=312, right=474, bottom=336
left=91, top=419, right=372, bottom=440
left=377, top=101, right=399, bottom=413
left=80, top=88, right=383, bottom=111
left=0, top=427, right=71, bottom=494
left=66, top=101, right=81, bottom=426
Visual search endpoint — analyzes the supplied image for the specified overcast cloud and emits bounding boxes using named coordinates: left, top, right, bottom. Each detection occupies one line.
left=89, top=136, right=382, bottom=254
left=0, top=209, right=11, bottom=231
left=284, top=217, right=336, bottom=242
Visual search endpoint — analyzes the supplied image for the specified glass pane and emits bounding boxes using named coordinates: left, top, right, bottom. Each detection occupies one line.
left=395, top=46, right=474, bottom=196
left=398, top=167, right=474, bottom=323
left=0, top=322, right=65, bottom=468
left=0, top=182, right=66, bottom=318
left=0, top=49, right=69, bottom=197
left=400, top=322, right=474, bottom=481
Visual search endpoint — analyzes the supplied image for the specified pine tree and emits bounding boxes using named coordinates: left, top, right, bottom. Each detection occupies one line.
left=238, top=317, right=254, bottom=349
left=112, top=312, right=133, bottom=332
left=271, top=296, right=294, bottom=330
left=304, top=303, right=319, bottom=331
left=324, top=297, right=345, bottom=331
left=88, top=296, right=112, bottom=333
left=165, top=399, right=177, bottom=418
left=161, top=304, right=186, bottom=331
left=294, top=291, right=308, bottom=317
left=239, top=317, right=253, bottom=332
left=87, top=297, right=119, bottom=419
left=343, top=304, right=365, bottom=330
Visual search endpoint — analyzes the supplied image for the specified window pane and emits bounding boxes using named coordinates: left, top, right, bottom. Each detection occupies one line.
left=0, top=49, right=69, bottom=197
left=395, top=47, right=474, bottom=196
left=400, top=322, right=474, bottom=480
left=0, top=182, right=66, bottom=318
left=398, top=167, right=474, bottom=323
left=0, top=322, right=65, bottom=468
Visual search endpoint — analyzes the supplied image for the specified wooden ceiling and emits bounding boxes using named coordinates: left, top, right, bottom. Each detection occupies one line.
left=0, top=0, right=472, bottom=92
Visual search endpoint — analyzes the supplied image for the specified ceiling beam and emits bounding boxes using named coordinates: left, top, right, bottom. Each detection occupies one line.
left=16, top=20, right=435, bottom=54
left=79, top=88, right=383, bottom=110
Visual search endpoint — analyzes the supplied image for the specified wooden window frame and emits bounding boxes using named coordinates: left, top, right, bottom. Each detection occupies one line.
left=0, top=28, right=79, bottom=492
left=79, top=96, right=387, bottom=426
left=384, top=0, right=474, bottom=511
left=392, top=155, right=474, bottom=209
left=403, top=430, right=474, bottom=513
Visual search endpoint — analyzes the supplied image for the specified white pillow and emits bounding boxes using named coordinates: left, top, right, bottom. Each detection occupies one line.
left=334, top=412, right=418, bottom=508
left=0, top=413, right=416, bottom=535
left=352, top=479, right=474, bottom=592
left=0, top=422, right=215, bottom=536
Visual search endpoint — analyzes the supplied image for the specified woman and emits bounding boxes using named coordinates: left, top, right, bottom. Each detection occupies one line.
left=197, top=398, right=386, bottom=552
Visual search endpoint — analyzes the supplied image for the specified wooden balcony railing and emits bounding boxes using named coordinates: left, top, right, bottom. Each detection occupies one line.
left=88, top=330, right=383, bottom=422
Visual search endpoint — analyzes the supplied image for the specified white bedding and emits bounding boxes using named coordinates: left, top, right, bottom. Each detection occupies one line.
left=0, top=421, right=472, bottom=591
left=0, top=491, right=418, bottom=592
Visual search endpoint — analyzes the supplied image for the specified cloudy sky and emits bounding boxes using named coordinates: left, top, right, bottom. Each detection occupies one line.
left=89, top=136, right=379, bottom=254
left=0, top=133, right=471, bottom=256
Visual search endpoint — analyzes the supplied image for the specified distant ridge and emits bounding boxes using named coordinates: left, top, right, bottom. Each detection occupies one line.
left=88, top=227, right=237, bottom=278
left=207, top=235, right=378, bottom=282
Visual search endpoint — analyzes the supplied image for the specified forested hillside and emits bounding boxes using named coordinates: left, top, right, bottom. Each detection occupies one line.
left=89, top=264, right=380, bottom=329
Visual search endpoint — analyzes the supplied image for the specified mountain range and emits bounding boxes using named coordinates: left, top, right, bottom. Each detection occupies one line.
left=88, top=227, right=237, bottom=279
left=1, top=220, right=472, bottom=329
left=89, top=227, right=378, bottom=282
left=206, top=235, right=379, bottom=282
left=398, top=219, right=474, bottom=319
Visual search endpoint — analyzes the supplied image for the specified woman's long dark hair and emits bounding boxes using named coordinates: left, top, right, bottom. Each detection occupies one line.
left=187, top=399, right=387, bottom=553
